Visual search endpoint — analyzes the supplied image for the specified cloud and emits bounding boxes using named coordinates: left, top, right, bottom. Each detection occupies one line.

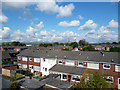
left=78, top=20, right=97, bottom=30
left=23, top=11, right=32, bottom=18
left=96, top=26, right=117, bottom=43
left=107, top=20, right=118, bottom=29
left=2, top=0, right=34, bottom=10
left=0, top=14, right=8, bottom=23
left=0, top=27, right=11, bottom=41
left=86, top=29, right=95, bottom=35
left=78, top=15, right=83, bottom=19
left=58, top=20, right=80, bottom=27
left=35, top=21, right=44, bottom=30
left=36, top=0, right=74, bottom=18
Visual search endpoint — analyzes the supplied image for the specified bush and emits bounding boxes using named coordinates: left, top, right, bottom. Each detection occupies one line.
left=9, top=82, right=19, bottom=90
left=25, top=70, right=31, bottom=76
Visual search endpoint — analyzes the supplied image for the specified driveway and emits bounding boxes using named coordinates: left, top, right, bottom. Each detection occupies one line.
left=0, top=75, right=11, bottom=89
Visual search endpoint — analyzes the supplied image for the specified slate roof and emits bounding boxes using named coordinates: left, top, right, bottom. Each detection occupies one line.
left=49, top=64, right=86, bottom=75
left=17, top=78, right=45, bottom=90
left=41, top=78, right=73, bottom=89
left=0, top=51, right=11, bottom=60
left=17, top=49, right=120, bottom=64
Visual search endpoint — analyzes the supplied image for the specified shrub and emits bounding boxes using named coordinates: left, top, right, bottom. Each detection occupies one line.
left=9, top=82, right=19, bottom=90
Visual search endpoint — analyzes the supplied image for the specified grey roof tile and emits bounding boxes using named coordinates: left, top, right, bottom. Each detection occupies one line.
left=49, top=64, right=86, bottom=75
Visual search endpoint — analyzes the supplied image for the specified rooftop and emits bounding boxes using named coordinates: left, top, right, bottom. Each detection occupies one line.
left=49, top=64, right=86, bottom=75
left=17, top=49, right=119, bottom=64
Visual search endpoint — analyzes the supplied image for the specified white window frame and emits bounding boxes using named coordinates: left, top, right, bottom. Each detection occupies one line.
left=34, top=58, right=40, bottom=63
left=29, top=57, right=32, bottom=61
left=22, top=57, right=27, bottom=61
left=65, top=60, right=74, bottom=66
left=29, top=65, right=33, bottom=69
left=72, top=75, right=81, bottom=82
left=58, top=60, right=62, bottom=64
left=118, top=78, right=120, bottom=89
left=115, top=65, right=120, bottom=72
left=62, top=74, right=67, bottom=80
left=22, top=64, right=27, bottom=69
left=106, top=76, right=114, bottom=83
left=18, top=63, right=22, bottom=67
left=34, top=66, right=40, bottom=71
left=87, top=63, right=99, bottom=69
left=78, top=61, right=84, bottom=67
left=103, top=64, right=110, bottom=69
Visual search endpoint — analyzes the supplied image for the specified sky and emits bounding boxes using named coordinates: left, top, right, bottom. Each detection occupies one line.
left=0, top=0, right=119, bottom=43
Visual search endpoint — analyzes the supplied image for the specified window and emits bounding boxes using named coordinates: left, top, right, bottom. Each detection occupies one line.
left=43, top=58, right=45, bottom=62
left=45, top=68, right=47, bottom=71
left=106, top=76, right=114, bottom=83
left=66, top=60, right=74, bottom=66
left=115, top=65, right=120, bottom=72
left=62, top=74, right=67, bottom=79
left=78, top=62, right=84, bottom=67
left=22, top=64, right=27, bottom=69
left=72, top=75, right=81, bottom=82
left=103, top=64, right=110, bottom=69
left=29, top=65, right=33, bottom=69
left=18, top=63, right=22, bottom=67
left=34, top=58, right=40, bottom=63
left=18, top=56, right=21, bottom=60
left=29, top=57, right=32, bottom=61
left=22, top=57, right=27, bottom=61
left=58, top=60, right=62, bottom=64
left=87, top=63, right=99, bottom=69
left=34, top=66, right=40, bottom=71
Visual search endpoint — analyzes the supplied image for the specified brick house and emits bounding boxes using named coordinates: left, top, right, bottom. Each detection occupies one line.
left=17, top=49, right=120, bottom=89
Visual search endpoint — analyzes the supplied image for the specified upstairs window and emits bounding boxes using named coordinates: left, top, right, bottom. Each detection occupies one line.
left=62, top=74, right=67, bottom=79
left=103, top=64, right=110, bottom=69
left=29, top=57, right=32, bottom=61
left=43, top=58, right=46, bottom=62
left=22, top=57, right=27, bottom=61
left=34, top=58, right=40, bottom=63
left=78, top=62, right=84, bottom=67
left=58, top=60, right=62, bottom=64
left=115, top=65, right=120, bottom=72
left=45, top=68, right=47, bottom=71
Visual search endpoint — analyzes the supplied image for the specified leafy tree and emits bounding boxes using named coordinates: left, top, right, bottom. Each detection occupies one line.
left=110, top=47, right=120, bottom=52
left=6, top=42, right=10, bottom=46
left=9, top=82, right=19, bottom=90
left=2, top=43, right=5, bottom=46
left=106, top=42, right=111, bottom=45
left=70, top=42, right=78, bottom=49
left=79, top=40, right=88, bottom=46
left=53, top=42, right=59, bottom=45
left=112, top=42, right=118, bottom=44
left=73, top=71, right=109, bottom=89
left=66, top=43, right=70, bottom=46
left=83, top=45, right=95, bottom=51
left=59, top=43, right=64, bottom=46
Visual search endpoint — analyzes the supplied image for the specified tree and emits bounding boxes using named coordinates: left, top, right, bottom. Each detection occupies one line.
left=6, top=42, right=10, bottom=46
left=73, top=71, right=109, bottom=89
left=79, top=40, right=88, bottom=46
left=2, top=43, right=5, bottom=46
left=83, top=45, right=95, bottom=51
left=53, top=42, right=59, bottom=45
left=110, top=47, right=120, bottom=52
left=70, top=42, right=78, bottom=49
left=112, top=42, right=118, bottom=44
left=9, top=82, right=19, bottom=90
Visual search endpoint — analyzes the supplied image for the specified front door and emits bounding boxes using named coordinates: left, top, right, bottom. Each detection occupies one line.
left=118, top=78, right=120, bottom=89
left=68, top=75, right=71, bottom=82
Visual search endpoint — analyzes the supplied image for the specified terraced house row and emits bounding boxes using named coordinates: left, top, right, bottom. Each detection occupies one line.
left=17, top=49, right=120, bottom=89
